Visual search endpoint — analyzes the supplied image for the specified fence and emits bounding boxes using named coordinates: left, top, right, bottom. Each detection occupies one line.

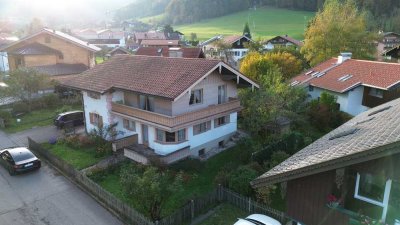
left=28, top=138, right=290, bottom=225
left=28, top=138, right=154, bottom=225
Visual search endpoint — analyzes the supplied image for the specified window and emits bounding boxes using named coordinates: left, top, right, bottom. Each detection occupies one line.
left=89, top=112, right=103, bottom=127
left=139, top=95, right=154, bottom=111
left=308, top=86, right=314, bottom=92
left=165, top=131, right=176, bottom=142
left=218, top=85, right=227, bottom=104
left=16, top=58, right=24, bottom=68
left=354, top=173, right=392, bottom=221
left=369, top=88, right=384, bottom=98
left=59, top=54, right=64, bottom=60
left=123, top=119, right=136, bottom=131
left=193, top=121, right=211, bottom=135
left=156, top=129, right=186, bottom=143
left=45, top=36, right=51, bottom=43
left=189, top=89, right=203, bottom=105
left=214, top=115, right=230, bottom=128
left=87, top=92, right=100, bottom=99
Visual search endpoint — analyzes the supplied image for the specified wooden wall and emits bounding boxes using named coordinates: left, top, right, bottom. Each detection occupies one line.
left=286, top=170, right=349, bottom=225
left=362, top=86, right=400, bottom=108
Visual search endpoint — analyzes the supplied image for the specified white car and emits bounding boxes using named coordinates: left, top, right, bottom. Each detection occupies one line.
left=233, top=214, right=282, bottom=225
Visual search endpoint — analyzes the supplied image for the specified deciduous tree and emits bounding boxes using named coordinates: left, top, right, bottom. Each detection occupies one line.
left=301, top=0, right=377, bottom=66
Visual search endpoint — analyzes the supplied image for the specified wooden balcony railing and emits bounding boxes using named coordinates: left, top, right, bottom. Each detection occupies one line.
left=111, top=98, right=241, bottom=129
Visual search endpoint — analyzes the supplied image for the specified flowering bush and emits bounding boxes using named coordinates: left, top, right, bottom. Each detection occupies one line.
left=327, top=194, right=339, bottom=207
left=359, top=215, right=388, bottom=225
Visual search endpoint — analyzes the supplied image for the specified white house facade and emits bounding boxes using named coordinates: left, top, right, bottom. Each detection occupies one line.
left=62, top=55, right=258, bottom=164
left=292, top=53, right=400, bottom=116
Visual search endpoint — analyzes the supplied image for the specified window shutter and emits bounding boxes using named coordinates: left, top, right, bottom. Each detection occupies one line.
left=89, top=113, right=94, bottom=124
left=98, top=115, right=103, bottom=128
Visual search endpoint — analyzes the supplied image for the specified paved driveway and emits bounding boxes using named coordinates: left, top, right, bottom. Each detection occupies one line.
left=0, top=126, right=123, bottom=225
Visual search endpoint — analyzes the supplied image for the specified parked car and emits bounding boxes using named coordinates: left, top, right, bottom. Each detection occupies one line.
left=233, top=214, right=282, bottom=225
left=54, top=111, right=84, bottom=129
left=0, top=147, right=41, bottom=175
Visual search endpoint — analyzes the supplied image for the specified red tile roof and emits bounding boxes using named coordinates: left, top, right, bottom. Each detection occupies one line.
left=134, top=32, right=166, bottom=40
left=10, top=42, right=62, bottom=55
left=141, top=39, right=179, bottom=46
left=292, top=58, right=400, bottom=93
left=135, top=47, right=204, bottom=58
left=60, top=55, right=222, bottom=99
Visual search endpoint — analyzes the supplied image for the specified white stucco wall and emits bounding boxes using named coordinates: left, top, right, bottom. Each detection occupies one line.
left=83, top=91, right=112, bottom=133
left=172, top=72, right=238, bottom=115
left=307, top=86, right=369, bottom=116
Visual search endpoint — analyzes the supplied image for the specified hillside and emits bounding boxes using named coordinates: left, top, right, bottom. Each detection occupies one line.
left=173, top=7, right=314, bottom=41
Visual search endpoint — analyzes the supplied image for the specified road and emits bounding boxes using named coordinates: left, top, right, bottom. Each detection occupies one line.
left=0, top=127, right=123, bottom=225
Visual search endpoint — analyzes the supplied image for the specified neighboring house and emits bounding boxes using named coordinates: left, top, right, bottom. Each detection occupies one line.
left=135, top=47, right=205, bottom=58
left=382, top=45, right=400, bottom=63
left=291, top=53, right=400, bottom=116
left=60, top=55, right=258, bottom=164
left=252, top=99, right=400, bottom=225
left=73, top=29, right=126, bottom=48
left=107, top=47, right=130, bottom=57
left=0, top=33, right=19, bottom=72
left=165, top=31, right=184, bottom=41
left=0, top=28, right=100, bottom=76
left=140, top=39, right=180, bottom=48
left=263, top=35, right=303, bottom=50
left=377, top=32, right=400, bottom=60
left=201, top=35, right=253, bottom=67
left=127, top=31, right=166, bottom=49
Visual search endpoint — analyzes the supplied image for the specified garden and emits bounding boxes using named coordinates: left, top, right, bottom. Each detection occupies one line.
left=0, top=93, right=82, bottom=133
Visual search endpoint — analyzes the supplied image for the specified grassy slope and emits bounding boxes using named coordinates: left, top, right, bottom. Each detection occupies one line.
left=199, top=203, right=247, bottom=225
left=174, top=7, right=314, bottom=41
left=42, top=143, right=105, bottom=170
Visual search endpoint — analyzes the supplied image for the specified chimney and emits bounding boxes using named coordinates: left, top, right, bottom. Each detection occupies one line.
left=337, top=52, right=352, bottom=64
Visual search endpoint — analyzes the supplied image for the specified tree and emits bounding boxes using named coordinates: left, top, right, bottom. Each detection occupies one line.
left=240, top=51, right=304, bottom=81
left=163, top=24, right=174, bottom=34
left=120, top=165, right=183, bottom=221
left=27, top=18, right=44, bottom=35
left=301, top=0, right=377, bottom=66
left=243, top=22, right=252, bottom=39
left=0, top=68, right=49, bottom=111
left=190, top=33, right=198, bottom=42
left=239, top=68, right=308, bottom=135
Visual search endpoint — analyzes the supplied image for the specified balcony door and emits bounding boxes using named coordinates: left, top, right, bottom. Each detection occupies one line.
left=218, top=85, right=227, bottom=104
left=139, top=95, right=154, bottom=112
left=141, top=124, right=149, bottom=146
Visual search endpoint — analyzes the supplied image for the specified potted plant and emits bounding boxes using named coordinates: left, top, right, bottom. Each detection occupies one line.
left=327, top=194, right=340, bottom=207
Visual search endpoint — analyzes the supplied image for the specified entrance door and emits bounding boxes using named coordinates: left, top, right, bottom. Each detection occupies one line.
left=142, top=124, right=149, bottom=145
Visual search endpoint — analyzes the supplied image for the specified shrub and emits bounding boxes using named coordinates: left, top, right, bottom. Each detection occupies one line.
left=0, top=110, right=12, bottom=127
left=214, top=162, right=236, bottom=186
left=54, top=105, right=73, bottom=116
left=42, top=93, right=60, bottom=108
left=228, top=165, right=259, bottom=196
left=170, top=158, right=204, bottom=172
left=11, top=102, right=29, bottom=116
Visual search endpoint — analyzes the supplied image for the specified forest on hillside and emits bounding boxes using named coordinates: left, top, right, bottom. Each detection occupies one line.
left=115, top=0, right=400, bottom=33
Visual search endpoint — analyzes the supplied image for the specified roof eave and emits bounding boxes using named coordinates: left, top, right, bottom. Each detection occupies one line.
left=251, top=141, right=400, bottom=188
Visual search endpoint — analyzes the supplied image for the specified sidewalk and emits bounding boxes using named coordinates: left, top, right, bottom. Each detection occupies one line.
left=0, top=125, right=62, bottom=148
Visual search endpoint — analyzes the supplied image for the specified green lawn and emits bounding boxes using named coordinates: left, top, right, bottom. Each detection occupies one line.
left=89, top=144, right=250, bottom=217
left=173, top=7, right=314, bottom=41
left=199, top=204, right=247, bottom=225
left=42, top=143, right=106, bottom=170
left=96, top=56, right=105, bottom=64
left=2, top=105, right=82, bottom=134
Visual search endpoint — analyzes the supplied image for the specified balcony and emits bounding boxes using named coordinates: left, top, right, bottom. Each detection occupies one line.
left=111, top=98, right=241, bottom=130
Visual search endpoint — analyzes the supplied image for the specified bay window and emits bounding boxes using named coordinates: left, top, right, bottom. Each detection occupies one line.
left=156, top=129, right=186, bottom=143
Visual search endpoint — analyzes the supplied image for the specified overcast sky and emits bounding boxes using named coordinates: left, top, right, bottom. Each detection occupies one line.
left=0, top=0, right=134, bottom=26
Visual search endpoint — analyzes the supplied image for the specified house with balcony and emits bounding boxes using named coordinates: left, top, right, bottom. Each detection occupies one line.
left=200, top=35, right=253, bottom=68
left=252, top=99, right=400, bottom=225
left=291, top=53, right=400, bottom=116
left=0, top=28, right=100, bottom=76
left=263, top=35, right=303, bottom=50
left=60, top=55, right=258, bottom=164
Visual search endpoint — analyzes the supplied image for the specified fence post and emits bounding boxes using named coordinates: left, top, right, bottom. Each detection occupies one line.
left=248, top=197, right=251, bottom=213
left=191, top=199, right=195, bottom=221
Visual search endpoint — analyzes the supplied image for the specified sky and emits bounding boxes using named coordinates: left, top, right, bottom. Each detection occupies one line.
left=0, top=0, right=134, bottom=27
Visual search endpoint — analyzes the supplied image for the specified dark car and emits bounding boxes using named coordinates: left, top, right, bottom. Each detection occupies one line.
left=0, top=147, right=41, bottom=175
left=54, top=111, right=84, bottom=129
